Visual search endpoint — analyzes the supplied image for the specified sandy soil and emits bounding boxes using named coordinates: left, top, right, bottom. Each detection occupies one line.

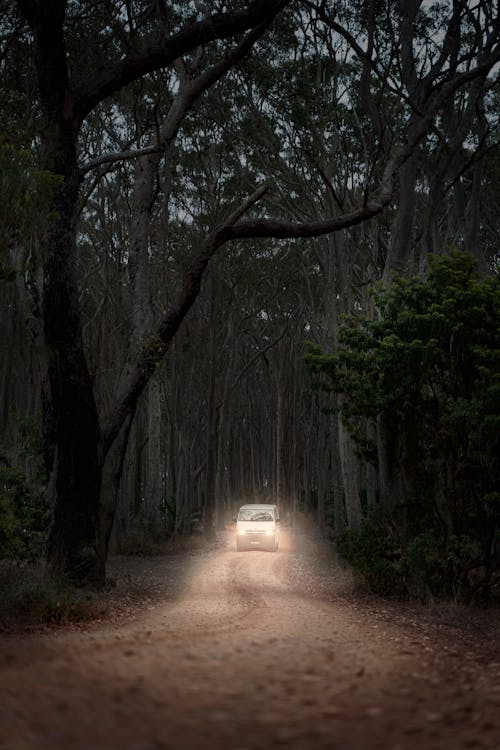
left=1, top=526, right=499, bottom=750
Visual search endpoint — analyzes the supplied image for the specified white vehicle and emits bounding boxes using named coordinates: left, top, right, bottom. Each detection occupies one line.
left=235, top=503, right=280, bottom=552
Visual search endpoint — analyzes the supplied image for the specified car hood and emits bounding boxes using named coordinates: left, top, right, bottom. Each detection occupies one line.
left=237, top=520, right=275, bottom=532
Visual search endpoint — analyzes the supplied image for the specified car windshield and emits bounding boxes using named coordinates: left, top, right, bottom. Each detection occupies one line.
left=238, top=510, right=273, bottom=522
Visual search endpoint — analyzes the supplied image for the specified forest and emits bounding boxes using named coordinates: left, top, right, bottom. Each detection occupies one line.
left=1, top=0, right=499, bottom=603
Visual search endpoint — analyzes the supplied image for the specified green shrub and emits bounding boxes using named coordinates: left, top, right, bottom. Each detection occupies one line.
left=0, top=564, right=102, bottom=627
left=115, top=521, right=167, bottom=556
left=405, top=532, right=461, bottom=595
left=308, top=252, right=500, bottom=602
left=337, top=517, right=405, bottom=596
left=0, top=454, right=50, bottom=561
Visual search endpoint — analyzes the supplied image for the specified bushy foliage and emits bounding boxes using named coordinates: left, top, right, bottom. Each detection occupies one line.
left=307, top=252, right=500, bottom=602
left=0, top=452, right=50, bottom=561
left=336, top=515, right=405, bottom=596
left=0, top=139, right=61, bottom=276
left=0, top=565, right=106, bottom=627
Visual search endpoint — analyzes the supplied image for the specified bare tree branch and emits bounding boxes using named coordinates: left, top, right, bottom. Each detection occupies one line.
left=72, top=0, right=290, bottom=121
left=80, top=145, right=164, bottom=174
left=102, top=182, right=270, bottom=455
left=80, top=17, right=278, bottom=174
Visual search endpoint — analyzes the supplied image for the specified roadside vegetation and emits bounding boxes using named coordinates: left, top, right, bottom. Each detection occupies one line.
left=307, top=253, right=500, bottom=604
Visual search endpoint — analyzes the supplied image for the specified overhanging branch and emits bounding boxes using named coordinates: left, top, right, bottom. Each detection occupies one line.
left=79, top=17, right=278, bottom=175
left=80, top=145, right=164, bottom=174
left=72, top=0, right=290, bottom=120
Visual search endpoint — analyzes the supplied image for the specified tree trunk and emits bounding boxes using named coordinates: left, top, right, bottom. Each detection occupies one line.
left=376, top=414, right=403, bottom=512
left=146, top=375, right=163, bottom=540
left=338, top=414, right=362, bottom=530
left=99, top=413, right=135, bottom=562
left=12, top=1, right=102, bottom=583
left=330, top=409, right=345, bottom=538
left=316, top=411, right=326, bottom=534
left=383, top=156, right=418, bottom=283
left=276, top=379, right=284, bottom=508
left=43, top=167, right=103, bottom=582
left=203, top=276, right=217, bottom=540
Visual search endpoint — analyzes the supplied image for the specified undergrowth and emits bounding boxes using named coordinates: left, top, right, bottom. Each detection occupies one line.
left=0, top=533, right=213, bottom=629
left=0, top=562, right=106, bottom=629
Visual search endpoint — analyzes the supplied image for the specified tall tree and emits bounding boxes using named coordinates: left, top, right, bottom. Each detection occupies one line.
left=12, top=0, right=292, bottom=582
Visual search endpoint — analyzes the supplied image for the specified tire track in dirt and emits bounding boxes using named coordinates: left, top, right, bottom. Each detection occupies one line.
left=0, top=528, right=499, bottom=750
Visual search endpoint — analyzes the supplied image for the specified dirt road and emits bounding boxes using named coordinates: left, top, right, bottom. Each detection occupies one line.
left=1, top=527, right=499, bottom=750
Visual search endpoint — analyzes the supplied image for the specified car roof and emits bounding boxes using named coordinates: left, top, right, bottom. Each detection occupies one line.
left=239, top=504, right=277, bottom=509
left=240, top=503, right=278, bottom=512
